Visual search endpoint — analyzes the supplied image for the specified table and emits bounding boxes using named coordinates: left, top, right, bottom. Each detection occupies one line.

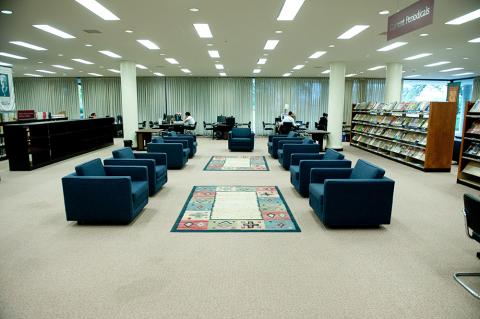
left=212, top=123, right=234, bottom=139
left=306, top=130, right=330, bottom=151
left=136, top=128, right=163, bottom=151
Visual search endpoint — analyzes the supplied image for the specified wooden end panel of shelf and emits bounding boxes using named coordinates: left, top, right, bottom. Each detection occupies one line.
left=424, top=102, right=456, bottom=170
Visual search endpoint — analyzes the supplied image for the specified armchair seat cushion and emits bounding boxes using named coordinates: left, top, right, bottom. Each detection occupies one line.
left=231, top=137, right=252, bottom=144
left=131, top=181, right=148, bottom=203
left=309, top=183, right=325, bottom=204
left=155, top=165, right=167, bottom=181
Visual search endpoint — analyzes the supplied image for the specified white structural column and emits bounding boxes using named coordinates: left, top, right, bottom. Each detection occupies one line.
left=385, top=63, right=403, bottom=103
left=326, top=62, right=346, bottom=149
left=120, top=61, right=138, bottom=146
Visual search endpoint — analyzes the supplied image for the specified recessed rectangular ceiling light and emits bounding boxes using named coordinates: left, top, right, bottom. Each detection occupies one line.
left=308, top=51, right=326, bottom=59
left=0, top=52, right=27, bottom=59
left=33, top=25, right=75, bottom=39
left=346, top=73, right=357, bottom=77
left=137, top=39, right=160, bottom=50
left=215, top=64, right=224, bottom=70
left=0, top=61, right=13, bottom=67
left=10, top=41, right=47, bottom=51
left=337, top=25, right=369, bottom=39
left=72, top=58, right=94, bottom=64
left=257, top=58, right=267, bottom=64
left=52, top=64, right=73, bottom=70
left=445, top=8, right=480, bottom=25
left=452, top=72, right=474, bottom=76
left=404, top=53, right=432, bottom=60
left=193, top=23, right=213, bottom=38
left=277, top=0, right=305, bottom=21
left=154, top=72, right=164, bottom=76
left=253, top=69, right=261, bottom=74
left=405, top=74, right=421, bottom=78
left=468, top=37, right=480, bottom=43
left=439, top=67, right=464, bottom=72
left=321, top=69, right=330, bottom=74
left=208, top=50, right=220, bottom=58
left=425, top=61, right=450, bottom=67
left=181, top=68, right=191, bottom=73
left=219, top=72, right=227, bottom=76
left=24, top=73, right=42, bottom=77
left=165, top=58, right=179, bottom=64
left=108, top=69, right=120, bottom=73
left=136, top=64, right=147, bottom=69
left=293, top=64, right=304, bottom=70
left=36, top=69, right=56, bottom=74
left=264, top=40, right=279, bottom=50
left=88, top=73, right=103, bottom=76
left=98, top=50, right=122, bottom=58
left=377, top=41, right=408, bottom=52
left=283, top=73, right=291, bottom=77
left=75, top=0, right=120, bottom=20
left=368, top=65, right=386, bottom=71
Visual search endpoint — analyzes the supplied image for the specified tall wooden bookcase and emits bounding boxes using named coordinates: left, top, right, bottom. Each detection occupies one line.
left=457, top=101, right=480, bottom=189
left=350, top=102, right=456, bottom=172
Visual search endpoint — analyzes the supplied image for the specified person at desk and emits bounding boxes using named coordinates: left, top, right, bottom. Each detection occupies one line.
left=280, top=111, right=296, bottom=126
left=89, top=113, right=97, bottom=119
left=317, top=113, right=328, bottom=130
left=183, top=112, right=196, bottom=126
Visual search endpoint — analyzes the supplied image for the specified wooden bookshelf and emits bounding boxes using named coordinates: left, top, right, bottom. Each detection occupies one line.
left=350, top=101, right=456, bottom=172
left=457, top=101, right=480, bottom=189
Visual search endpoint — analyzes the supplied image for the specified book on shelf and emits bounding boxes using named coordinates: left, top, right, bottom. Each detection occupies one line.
left=470, top=100, right=480, bottom=113
left=467, top=120, right=480, bottom=134
left=462, top=161, right=480, bottom=178
left=465, top=143, right=480, bottom=157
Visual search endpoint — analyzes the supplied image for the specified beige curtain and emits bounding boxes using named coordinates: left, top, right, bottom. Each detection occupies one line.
left=82, top=77, right=122, bottom=118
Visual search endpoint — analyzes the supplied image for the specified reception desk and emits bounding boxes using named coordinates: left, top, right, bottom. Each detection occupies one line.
left=4, top=118, right=114, bottom=171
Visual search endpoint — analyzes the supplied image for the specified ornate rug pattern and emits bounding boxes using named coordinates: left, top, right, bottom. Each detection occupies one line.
left=172, top=186, right=300, bottom=232
left=203, top=156, right=269, bottom=171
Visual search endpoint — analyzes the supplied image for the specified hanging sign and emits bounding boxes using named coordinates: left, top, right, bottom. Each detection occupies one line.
left=0, top=66, right=15, bottom=111
left=387, top=0, right=434, bottom=41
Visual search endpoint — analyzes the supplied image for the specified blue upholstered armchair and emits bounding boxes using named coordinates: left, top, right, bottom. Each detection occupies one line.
left=278, top=139, right=319, bottom=170
left=62, top=158, right=149, bottom=224
left=164, top=132, right=197, bottom=158
left=228, top=128, right=255, bottom=151
left=267, top=132, right=302, bottom=159
left=290, top=149, right=352, bottom=197
left=309, top=159, right=395, bottom=227
left=148, top=137, right=189, bottom=169
left=104, top=147, right=167, bottom=196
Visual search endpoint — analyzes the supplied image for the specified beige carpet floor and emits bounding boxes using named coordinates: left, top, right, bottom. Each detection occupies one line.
left=0, top=137, right=479, bottom=318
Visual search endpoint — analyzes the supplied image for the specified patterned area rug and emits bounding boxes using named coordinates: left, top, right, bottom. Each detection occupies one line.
left=204, top=156, right=269, bottom=171
left=172, top=186, right=300, bottom=232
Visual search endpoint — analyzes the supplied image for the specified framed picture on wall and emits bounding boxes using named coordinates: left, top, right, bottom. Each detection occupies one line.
left=447, top=82, right=460, bottom=103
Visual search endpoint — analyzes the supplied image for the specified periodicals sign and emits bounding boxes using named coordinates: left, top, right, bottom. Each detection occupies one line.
left=387, top=0, right=434, bottom=41
left=0, top=66, right=15, bottom=112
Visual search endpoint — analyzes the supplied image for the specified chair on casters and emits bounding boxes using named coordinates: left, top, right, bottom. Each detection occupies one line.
left=263, top=121, right=274, bottom=135
left=203, top=121, right=214, bottom=139
left=453, top=193, right=480, bottom=299
left=184, top=122, right=197, bottom=135
left=279, top=122, right=293, bottom=134
left=138, top=121, right=146, bottom=129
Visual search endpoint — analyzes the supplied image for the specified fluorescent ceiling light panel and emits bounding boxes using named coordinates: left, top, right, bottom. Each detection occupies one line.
left=0, top=61, right=13, bottom=66
left=136, top=64, right=147, bottom=69
left=468, top=37, right=480, bottom=43
left=445, top=9, right=480, bottom=25
left=36, top=69, right=56, bottom=74
left=33, top=25, right=75, bottom=39
left=165, top=58, right=179, bottom=64
left=154, top=72, right=164, bottom=76
left=257, top=58, right=267, bottom=64
left=88, top=73, right=103, bottom=76
left=0, top=52, right=27, bottom=59
left=337, top=25, right=369, bottom=39
left=377, top=41, right=408, bottom=52
left=98, top=50, right=122, bottom=58
left=215, top=64, right=224, bottom=70
left=1, top=10, right=13, bottom=14
left=219, top=72, right=227, bottom=76
left=264, top=40, right=279, bottom=50
left=368, top=65, right=386, bottom=71
left=309, top=51, right=326, bottom=59
left=137, top=39, right=160, bottom=50
left=293, top=64, right=304, bottom=70
left=379, top=10, right=389, bottom=15
left=52, top=64, right=73, bottom=70
left=346, top=73, right=357, bottom=77
left=181, top=68, right=191, bottom=73
left=24, top=73, right=42, bottom=77
left=321, top=69, right=330, bottom=74
left=283, top=73, right=291, bottom=77
left=453, top=72, right=474, bottom=76
left=72, top=58, right=94, bottom=64
left=439, top=67, right=464, bottom=72
left=404, top=53, right=432, bottom=60
left=75, top=0, right=120, bottom=20
left=253, top=69, right=261, bottom=74
left=425, top=61, right=450, bottom=67
left=108, top=69, right=120, bottom=73
left=277, top=0, right=305, bottom=21
left=405, top=74, right=421, bottom=78
left=208, top=50, right=220, bottom=58
left=193, top=23, right=213, bottom=38
left=10, top=41, right=47, bottom=51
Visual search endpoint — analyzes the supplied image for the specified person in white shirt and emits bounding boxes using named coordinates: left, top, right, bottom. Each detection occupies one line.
left=184, top=112, right=196, bottom=126
left=281, top=111, right=296, bottom=125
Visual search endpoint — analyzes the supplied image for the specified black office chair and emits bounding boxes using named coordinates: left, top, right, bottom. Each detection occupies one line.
left=279, top=122, right=293, bottom=134
left=184, top=122, right=197, bottom=135
left=138, top=121, right=146, bottom=129
left=203, top=121, right=214, bottom=139
left=263, top=121, right=274, bottom=134
left=454, top=193, right=480, bottom=299
left=247, top=121, right=251, bottom=129
left=148, top=121, right=154, bottom=128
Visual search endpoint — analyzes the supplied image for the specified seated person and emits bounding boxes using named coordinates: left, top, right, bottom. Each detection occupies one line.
left=183, top=112, right=196, bottom=126
left=88, top=112, right=97, bottom=119
left=279, top=111, right=296, bottom=127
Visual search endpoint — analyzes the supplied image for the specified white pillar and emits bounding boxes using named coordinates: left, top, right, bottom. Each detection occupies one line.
left=385, top=63, right=403, bottom=103
left=120, top=61, right=138, bottom=147
left=326, top=62, right=346, bottom=150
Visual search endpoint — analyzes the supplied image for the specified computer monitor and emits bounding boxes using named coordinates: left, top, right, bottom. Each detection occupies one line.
left=165, top=115, right=174, bottom=123
left=174, top=114, right=182, bottom=121
left=275, top=117, right=281, bottom=123
left=296, top=120, right=303, bottom=125
left=225, top=116, right=235, bottom=126
left=217, top=115, right=226, bottom=123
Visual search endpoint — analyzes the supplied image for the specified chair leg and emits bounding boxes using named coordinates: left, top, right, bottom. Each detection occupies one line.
left=453, top=272, right=480, bottom=299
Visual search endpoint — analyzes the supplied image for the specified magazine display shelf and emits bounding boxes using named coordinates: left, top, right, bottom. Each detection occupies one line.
left=457, top=100, right=480, bottom=189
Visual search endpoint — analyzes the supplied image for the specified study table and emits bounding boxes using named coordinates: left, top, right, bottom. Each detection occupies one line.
left=136, top=128, right=163, bottom=151
left=306, top=130, right=330, bottom=151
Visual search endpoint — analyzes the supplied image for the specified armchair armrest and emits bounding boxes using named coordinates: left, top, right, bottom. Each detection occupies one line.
left=278, top=139, right=304, bottom=149
left=164, top=139, right=188, bottom=148
left=104, top=165, right=148, bottom=181
left=148, top=142, right=182, bottom=153
left=291, top=153, right=324, bottom=166
left=269, top=134, right=287, bottom=142
left=310, top=168, right=353, bottom=183
left=135, top=152, right=167, bottom=165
